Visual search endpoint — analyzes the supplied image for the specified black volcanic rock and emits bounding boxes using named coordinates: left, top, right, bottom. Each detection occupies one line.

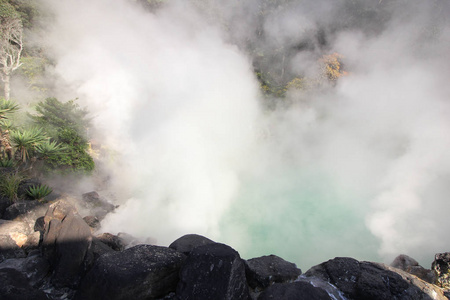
left=177, top=243, right=250, bottom=300
left=169, top=233, right=215, bottom=255
left=245, top=254, right=302, bottom=290
left=0, top=267, right=48, bottom=300
left=75, top=244, right=186, bottom=300
left=305, top=257, right=446, bottom=300
left=257, top=281, right=332, bottom=300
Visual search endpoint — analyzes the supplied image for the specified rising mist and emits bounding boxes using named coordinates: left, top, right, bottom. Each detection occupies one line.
left=38, top=0, right=450, bottom=269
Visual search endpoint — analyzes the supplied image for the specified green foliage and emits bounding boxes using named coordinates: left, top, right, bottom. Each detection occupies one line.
left=0, top=158, right=14, bottom=167
left=0, top=0, right=20, bottom=20
left=30, top=97, right=90, bottom=139
left=10, top=127, right=46, bottom=162
left=30, top=98, right=94, bottom=174
left=0, top=171, right=23, bottom=201
left=35, top=139, right=67, bottom=159
left=26, top=184, right=52, bottom=200
left=0, top=98, right=19, bottom=119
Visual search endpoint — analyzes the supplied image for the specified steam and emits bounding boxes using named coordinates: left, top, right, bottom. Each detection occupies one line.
left=39, top=0, right=450, bottom=269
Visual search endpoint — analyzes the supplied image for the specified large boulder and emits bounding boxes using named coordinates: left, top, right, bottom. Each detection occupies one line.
left=257, top=281, right=332, bottom=300
left=41, top=200, right=93, bottom=288
left=432, top=252, right=450, bottom=289
left=177, top=243, right=250, bottom=300
left=75, top=244, right=186, bottom=300
left=305, top=257, right=447, bottom=300
left=391, top=254, right=435, bottom=283
left=245, top=254, right=302, bottom=291
left=169, top=234, right=215, bottom=255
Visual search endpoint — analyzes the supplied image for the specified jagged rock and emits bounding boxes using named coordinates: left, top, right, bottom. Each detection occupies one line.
left=432, top=252, right=450, bottom=289
left=41, top=200, right=93, bottom=288
left=257, top=281, right=332, bottom=300
left=81, top=191, right=115, bottom=220
left=0, top=267, right=48, bottom=300
left=169, top=234, right=215, bottom=255
left=305, top=257, right=447, bottom=300
left=96, top=232, right=125, bottom=251
left=177, top=243, right=250, bottom=300
left=391, top=254, right=435, bottom=283
left=245, top=254, right=302, bottom=291
left=75, top=244, right=186, bottom=300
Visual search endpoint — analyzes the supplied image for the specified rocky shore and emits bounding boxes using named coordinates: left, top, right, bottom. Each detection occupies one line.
left=1, top=191, right=449, bottom=299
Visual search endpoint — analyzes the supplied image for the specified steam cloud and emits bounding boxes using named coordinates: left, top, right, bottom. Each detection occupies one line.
left=40, top=0, right=450, bottom=269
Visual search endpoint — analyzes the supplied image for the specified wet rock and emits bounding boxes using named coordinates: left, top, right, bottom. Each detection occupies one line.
left=75, top=244, right=186, bottom=300
left=305, top=257, right=446, bottom=300
left=177, top=243, right=250, bottom=300
left=41, top=200, right=93, bottom=288
left=391, top=254, right=435, bottom=283
left=245, top=254, right=302, bottom=291
left=169, top=234, right=215, bottom=255
left=257, top=281, right=332, bottom=300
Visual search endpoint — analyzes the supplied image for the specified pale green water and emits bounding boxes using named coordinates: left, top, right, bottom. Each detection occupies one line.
left=218, top=167, right=381, bottom=270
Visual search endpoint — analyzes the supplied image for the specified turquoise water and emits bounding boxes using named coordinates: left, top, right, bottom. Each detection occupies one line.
left=218, top=167, right=381, bottom=270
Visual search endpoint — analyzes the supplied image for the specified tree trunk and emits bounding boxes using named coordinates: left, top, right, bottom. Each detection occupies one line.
left=3, top=74, right=10, bottom=101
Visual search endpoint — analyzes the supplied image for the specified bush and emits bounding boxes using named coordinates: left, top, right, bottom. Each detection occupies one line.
left=30, top=98, right=95, bottom=174
left=0, top=172, right=24, bottom=202
left=26, top=184, right=52, bottom=201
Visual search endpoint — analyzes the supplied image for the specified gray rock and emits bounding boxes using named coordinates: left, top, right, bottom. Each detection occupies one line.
left=177, top=243, right=250, bottom=300
left=391, top=254, right=435, bottom=283
left=75, top=244, right=186, bottom=300
left=41, top=200, right=93, bottom=288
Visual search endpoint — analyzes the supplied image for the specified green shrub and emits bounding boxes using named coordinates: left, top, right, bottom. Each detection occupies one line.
left=0, top=172, right=24, bottom=202
left=0, top=158, right=16, bottom=167
left=26, top=184, right=52, bottom=200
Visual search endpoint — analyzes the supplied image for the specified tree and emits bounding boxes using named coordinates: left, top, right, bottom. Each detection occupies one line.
left=30, top=98, right=94, bottom=174
left=0, top=0, right=23, bottom=100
